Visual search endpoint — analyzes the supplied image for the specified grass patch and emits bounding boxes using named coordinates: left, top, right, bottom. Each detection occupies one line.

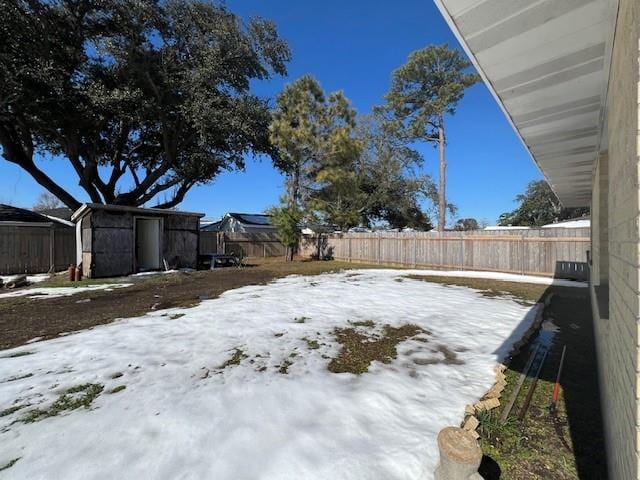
left=328, top=323, right=426, bottom=374
left=21, top=383, right=104, bottom=423
left=110, top=385, right=126, bottom=394
left=0, top=405, right=26, bottom=417
left=404, top=275, right=547, bottom=304
left=218, top=349, right=248, bottom=369
left=302, top=337, right=320, bottom=349
left=168, top=313, right=185, bottom=320
left=38, top=276, right=120, bottom=288
left=0, top=458, right=20, bottom=472
left=351, top=320, right=375, bottom=328
left=278, top=359, right=293, bottom=374
left=294, top=316, right=309, bottom=324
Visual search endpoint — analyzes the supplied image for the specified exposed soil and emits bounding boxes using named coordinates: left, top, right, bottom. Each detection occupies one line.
left=0, top=260, right=364, bottom=351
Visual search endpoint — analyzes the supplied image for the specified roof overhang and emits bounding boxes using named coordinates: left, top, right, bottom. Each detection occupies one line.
left=434, top=0, right=619, bottom=207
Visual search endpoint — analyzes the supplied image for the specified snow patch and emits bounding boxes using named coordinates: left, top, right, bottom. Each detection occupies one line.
left=396, top=268, right=587, bottom=288
left=0, top=274, right=50, bottom=285
left=0, top=270, right=538, bottom=479
left=0, top=283, right=132, bottom=300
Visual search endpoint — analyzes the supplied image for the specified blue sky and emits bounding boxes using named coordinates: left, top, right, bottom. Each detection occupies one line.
left=0, top=0, right=541, bottom=224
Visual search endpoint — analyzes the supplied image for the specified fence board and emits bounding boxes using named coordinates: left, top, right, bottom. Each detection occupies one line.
left=0, top=226, right=76, bottom=274
left=200, top=232, right=286, bottom=258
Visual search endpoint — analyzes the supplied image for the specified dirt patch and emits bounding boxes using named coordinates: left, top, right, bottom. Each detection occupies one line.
left=328, top=324, right=426, bottom=374
left=0, top=261, right=367, bottom=351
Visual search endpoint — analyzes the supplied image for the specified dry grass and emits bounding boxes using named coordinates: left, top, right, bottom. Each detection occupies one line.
left=328, top=323, right=427, bottom=374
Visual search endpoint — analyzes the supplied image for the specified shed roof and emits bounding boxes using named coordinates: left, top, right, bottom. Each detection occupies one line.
left=72, top=203, right=205, bottom=221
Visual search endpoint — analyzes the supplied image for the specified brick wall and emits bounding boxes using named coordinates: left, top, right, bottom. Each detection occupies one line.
left=593, top=0, right=640, bottom=477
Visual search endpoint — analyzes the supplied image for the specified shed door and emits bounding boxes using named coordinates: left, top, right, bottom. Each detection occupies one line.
left=135, top=218, right=161, bottom=271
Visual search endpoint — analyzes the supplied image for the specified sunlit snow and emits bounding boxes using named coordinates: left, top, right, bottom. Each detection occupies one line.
left=0, top=269, right=539, bottom=480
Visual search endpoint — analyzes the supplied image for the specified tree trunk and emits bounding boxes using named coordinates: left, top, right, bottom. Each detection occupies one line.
left=437, top=116, right=446, bottom=232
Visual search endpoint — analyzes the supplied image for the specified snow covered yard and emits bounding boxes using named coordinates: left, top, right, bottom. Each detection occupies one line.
left=0, top=269, right=539, bottom=479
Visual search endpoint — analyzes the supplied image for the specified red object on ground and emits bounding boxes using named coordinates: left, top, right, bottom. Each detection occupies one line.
left=552, top=345, right=567, bottom=404
left=69, top=265, right=76, bottom=282
left=552, top=382, right=561, bottom=403
left=75, top=266, right=82, bottom=281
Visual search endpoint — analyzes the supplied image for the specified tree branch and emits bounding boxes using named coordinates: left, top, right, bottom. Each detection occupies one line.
left=0, top=124, right=81, bottom=210
left=152, top=181, right=193, bottom=209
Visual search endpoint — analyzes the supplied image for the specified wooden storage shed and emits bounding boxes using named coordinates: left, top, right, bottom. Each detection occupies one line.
left=72, top=204, right=204, bottom=278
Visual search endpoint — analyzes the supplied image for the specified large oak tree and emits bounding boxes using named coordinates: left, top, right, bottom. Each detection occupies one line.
left=0, top=0, right=290, bottom=210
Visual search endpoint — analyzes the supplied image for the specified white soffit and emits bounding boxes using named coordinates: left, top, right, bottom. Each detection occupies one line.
left=434, top=0, right=619, bottom=207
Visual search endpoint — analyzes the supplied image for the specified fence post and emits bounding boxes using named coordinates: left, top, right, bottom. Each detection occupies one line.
left=49, top=228, right=55, bottom=273
left=461, top=233, right=465, bottom=271
left=348, top=236, right=352, bottom=263
left=377, top=233, right=381, bottom=265
left=520, top=235, right=525, bottom=275
left=413, top=234, right=417, bottom=268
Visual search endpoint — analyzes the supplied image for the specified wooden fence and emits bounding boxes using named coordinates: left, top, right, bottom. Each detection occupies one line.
left=1, top=226, right=590, bottom=279
left=305, top=227, right=590, bottom=280
left=200, top=232, right=286, bottom=258
left=0, top=226, right=76, bottom=275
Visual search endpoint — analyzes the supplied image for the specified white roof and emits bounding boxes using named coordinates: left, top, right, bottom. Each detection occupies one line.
left=541, top=218, right=590, bottom=229
left=484, top=226, right=531, bottom=231
left=434, top=0, right=618, bottom=207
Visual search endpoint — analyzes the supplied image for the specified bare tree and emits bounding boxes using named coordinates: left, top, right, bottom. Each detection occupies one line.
left=33, top=192, right=63, bottom=211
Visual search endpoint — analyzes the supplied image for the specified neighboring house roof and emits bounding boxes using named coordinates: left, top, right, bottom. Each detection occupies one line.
left=201, top=213, right=274, bottom=232
left=0, top=204, right=51, bottom=224
left=542, top=217, right=590, bottom=229
left=201, top=220, right=223, bottom=232
left=39, top=207, right=73, bottom=221
left=0, top=204, right=72, bottom=227
left=227, top=213, right=272, bottom=226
